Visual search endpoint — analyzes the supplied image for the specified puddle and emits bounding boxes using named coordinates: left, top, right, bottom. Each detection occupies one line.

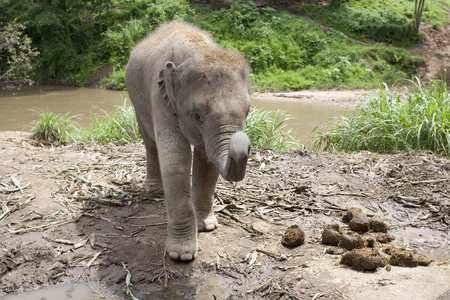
left=3, top=281, right=102, bottom=300
left=389, top=226, right=450, bottom=261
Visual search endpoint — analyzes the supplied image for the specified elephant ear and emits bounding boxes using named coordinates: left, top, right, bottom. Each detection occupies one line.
left=158, top=61, right=177, bottom=115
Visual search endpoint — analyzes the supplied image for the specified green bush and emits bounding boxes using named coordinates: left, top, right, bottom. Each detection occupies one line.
left=99, top=19, right=147, bottom=69
left=311, top=76, right=450, bottom=156
left=101, top=69, right=126, bottom=90
left=145, top=0, right=194, bottom=28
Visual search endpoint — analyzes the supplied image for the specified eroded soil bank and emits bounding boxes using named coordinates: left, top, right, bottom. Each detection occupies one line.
left=0, top=131, right=449, bottom=299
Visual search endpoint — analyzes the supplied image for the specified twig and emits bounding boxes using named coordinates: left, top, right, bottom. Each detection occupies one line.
left=256, top=248, right=287, bottom=261
left=85, top=249, right=105, bottom=268
left=67, top=173, right=92, bottom=186
left=219, top=210, right=262, bottom=235
left=8, top=220, right=66, bottom=234
left=121, top=261, right=139, bottom=300
left=247, top=278, right=273, bottom=294
left=410, top=178, right=449, bottom=185
left=335, top=287, right=347, bottom=299
left=321, top=192, right=371, bottom=197
left=86, top=282, right=105, bottom=299
left=312, top=292, right=325, bottom=300
left=0, top=201, right=11, bottom=221
left=128, top=222, right=167, bottom=227
left=218, top=190, right=263, bottom=202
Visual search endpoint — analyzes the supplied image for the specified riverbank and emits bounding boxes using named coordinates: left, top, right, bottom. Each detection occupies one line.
left=253, top=89, right=378, bottom=106
left=1, top=131, right=449, bottom=299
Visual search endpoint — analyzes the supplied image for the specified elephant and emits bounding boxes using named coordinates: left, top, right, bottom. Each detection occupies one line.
left=125, top=21, right=251, bottom=261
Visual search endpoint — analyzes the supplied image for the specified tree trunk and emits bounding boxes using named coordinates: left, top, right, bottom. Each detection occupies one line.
left=414, top=0, right=426, bottom=32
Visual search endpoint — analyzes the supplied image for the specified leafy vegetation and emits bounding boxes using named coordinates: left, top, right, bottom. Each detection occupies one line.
left=1, top=0, right=193, bottom=86
left=311, top=77, right=450, bottom=156
left=101, top=68, right=126, bottom=90
left=0, top=22, right=39, bottom=87
left=193, top=1, right=425, bottom=91
left=1, top=0, right=431, bottom=90
left=244, top=108, right=301, bottom=151
left=80, top=100, right=141, bottom=145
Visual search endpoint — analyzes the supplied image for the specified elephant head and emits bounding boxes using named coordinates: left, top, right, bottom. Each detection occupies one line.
left=158, top=55, right=251, bottom=182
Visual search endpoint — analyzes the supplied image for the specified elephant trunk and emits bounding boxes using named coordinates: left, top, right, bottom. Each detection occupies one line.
left=209, top=131, right=251, bottom=182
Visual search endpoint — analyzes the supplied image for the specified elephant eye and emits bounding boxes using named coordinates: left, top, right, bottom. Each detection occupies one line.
left=191, top=111, right=203, bottom=126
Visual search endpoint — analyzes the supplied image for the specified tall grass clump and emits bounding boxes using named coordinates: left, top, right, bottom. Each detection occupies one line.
left=81, top=100, right=141, bottom=145
left=30, top=110, right=79, bottom=145
left=244, top=108, right=301, bottom=151
left=30, top=101, right=141, bottom=146
left=311, top=76, right=450, bottom=156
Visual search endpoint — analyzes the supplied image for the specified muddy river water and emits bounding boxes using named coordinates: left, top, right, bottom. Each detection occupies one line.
left=0, top=85, right=348, bottom=144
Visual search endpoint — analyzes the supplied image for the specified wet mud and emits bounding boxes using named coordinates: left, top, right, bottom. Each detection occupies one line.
left=0, top=132, right=449, bottom=299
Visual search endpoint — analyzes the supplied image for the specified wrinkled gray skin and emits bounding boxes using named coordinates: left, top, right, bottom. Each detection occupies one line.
left=125, top=21, right=251, bottom=261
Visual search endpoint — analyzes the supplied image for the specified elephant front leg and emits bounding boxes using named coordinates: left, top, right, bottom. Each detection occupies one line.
left=157, top=134, right=198, bottom=261
left=192, top=147, right=220, bottom=232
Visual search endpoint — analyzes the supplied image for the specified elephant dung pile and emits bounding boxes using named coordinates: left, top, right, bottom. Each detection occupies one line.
left=281, top=224, right=305, bottom=247
left=322, top=207, right=433, bottom=271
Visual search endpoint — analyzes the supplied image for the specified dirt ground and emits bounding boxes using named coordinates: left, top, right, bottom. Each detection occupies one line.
left=1, top=129, right=449, bottom=299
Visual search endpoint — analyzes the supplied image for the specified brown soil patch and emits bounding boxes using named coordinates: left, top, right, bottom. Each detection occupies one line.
left=1, top=131, right=449, bottom=299
left=410, top=7, right=450, bottom=86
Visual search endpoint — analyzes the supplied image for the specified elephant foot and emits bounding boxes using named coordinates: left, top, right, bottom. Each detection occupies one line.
left=144, top=178, right=163, bottom=193
left=165, top=235, right=198, bottom=261
left=197, top=212, right=218, bottom=232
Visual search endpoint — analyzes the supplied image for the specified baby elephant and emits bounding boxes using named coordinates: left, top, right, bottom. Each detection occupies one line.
left=125, top=21, right=251, bottom=261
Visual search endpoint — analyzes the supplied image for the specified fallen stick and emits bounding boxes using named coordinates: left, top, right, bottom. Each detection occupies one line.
left=410, top=178, right=450, bottom=185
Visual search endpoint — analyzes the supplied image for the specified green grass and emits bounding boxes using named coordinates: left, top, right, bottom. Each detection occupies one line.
left=30, top=101, right=299, bottom=151
left=244, top=107, right=301, bottom=151
left=30, top=110, right=80, bottom=145
left=310, top=76, right=450, bottom=156
left=298, top=4, right=420, bottom=46
left=345, top=0, right=449, bottom=29
left=30, top=100, right=141, bottom=146
left=79, top=100, right=142, bottom=145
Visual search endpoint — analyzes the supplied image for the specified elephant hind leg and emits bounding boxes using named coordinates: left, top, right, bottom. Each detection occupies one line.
left=144, top=144, right=163, bottom=192
left=135, top=117, right=162, bottom=192
left=192, top=147, right=219, bottom=232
